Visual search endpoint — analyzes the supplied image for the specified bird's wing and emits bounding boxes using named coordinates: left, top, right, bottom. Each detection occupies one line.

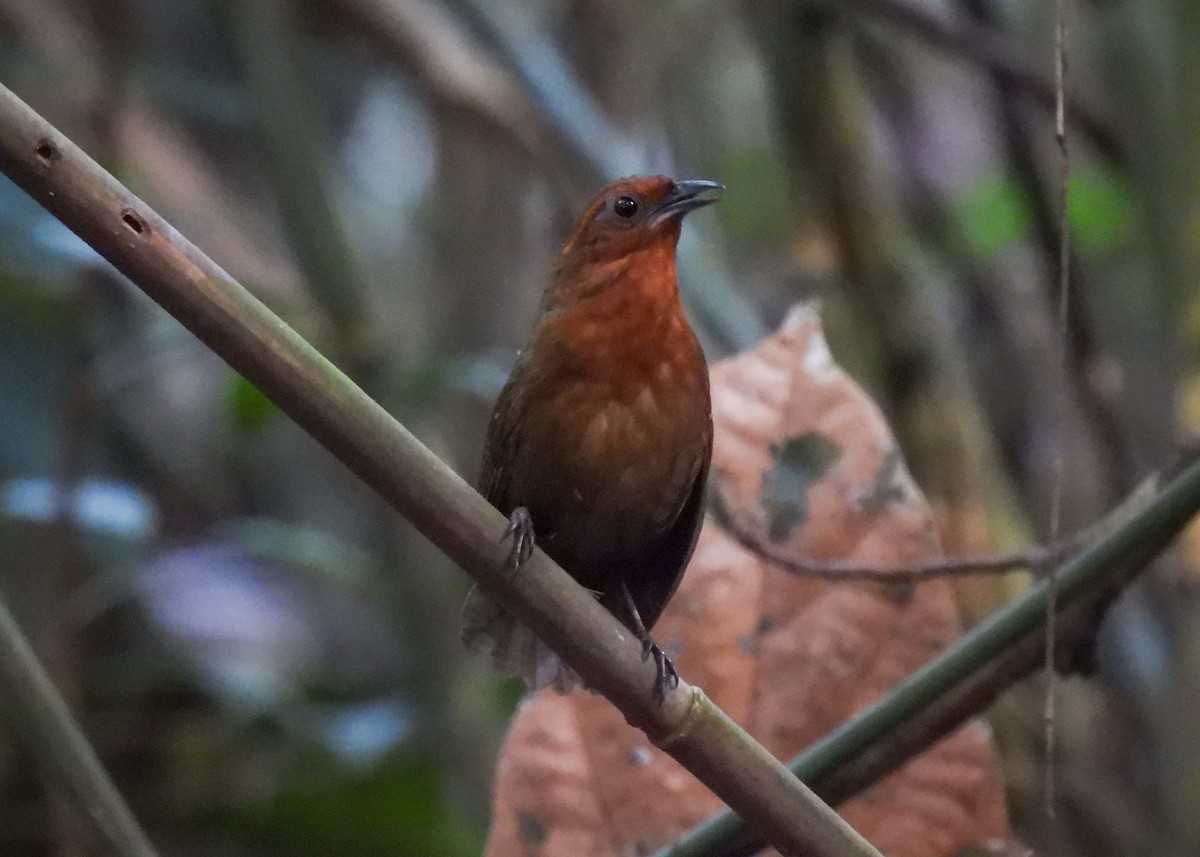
left=660, top=419, right=713, bottom=598
left=625, top=417, right=713, bottom=629
left=478, top=371, right=524, bottom=509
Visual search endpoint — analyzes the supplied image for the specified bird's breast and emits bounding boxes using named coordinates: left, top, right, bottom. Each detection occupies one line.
left=502, top=271, right=710, bottom=557
left=517, top=334, right=708, bottom=541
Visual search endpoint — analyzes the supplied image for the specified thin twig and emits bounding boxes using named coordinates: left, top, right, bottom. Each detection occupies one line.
left=729, top=527, right=1074, bottom=582
left=952, top=0, right=1131, bottom=507
left=1045, top=0, right=1072, bottom=818
left=718, top=465, right=1161, bottom=583
left=844, top=0, right=1121, bottom=163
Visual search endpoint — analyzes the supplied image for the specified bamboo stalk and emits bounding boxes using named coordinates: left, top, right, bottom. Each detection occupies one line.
left=0, top=593, right=158, bottom=857
left=0, top=83, right=880, bottom=857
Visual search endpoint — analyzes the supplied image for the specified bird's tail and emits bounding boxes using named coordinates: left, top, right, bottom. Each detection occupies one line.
left=461, top=586, right=579, bottom=693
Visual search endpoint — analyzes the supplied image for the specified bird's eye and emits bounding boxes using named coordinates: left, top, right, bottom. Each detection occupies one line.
left=613, top=196, right=639, bottom=218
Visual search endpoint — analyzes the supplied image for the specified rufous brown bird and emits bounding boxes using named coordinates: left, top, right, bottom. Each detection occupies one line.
left=461, top=175, right=720, bottom=699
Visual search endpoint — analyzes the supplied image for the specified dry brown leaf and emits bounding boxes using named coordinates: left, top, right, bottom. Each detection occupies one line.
left=483, top=304, right=1010, bottom=857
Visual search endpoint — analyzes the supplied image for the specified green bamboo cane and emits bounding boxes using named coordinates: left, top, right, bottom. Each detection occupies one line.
left=656, top=464, right=1199, bottom=857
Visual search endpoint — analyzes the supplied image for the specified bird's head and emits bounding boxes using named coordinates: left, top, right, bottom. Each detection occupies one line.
left=545, top=176, right=723, bottom=311
left=559, top=175, right=724, bottom=261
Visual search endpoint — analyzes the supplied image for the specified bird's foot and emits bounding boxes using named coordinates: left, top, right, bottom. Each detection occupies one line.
left=645, top=641, right=679, bottom=702
left=618, top=581, right=678, bottom=702
left=501, top=507, right=535, bottom=569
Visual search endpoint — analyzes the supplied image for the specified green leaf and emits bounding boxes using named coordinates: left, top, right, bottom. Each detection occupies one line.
left=227, top=375, right=278, bottom=433
left=1068, top=168, right=1134, bottom=253
left=954, top=173, right=1031, bottom=258
left=955, top=167, right=1134, bottom=259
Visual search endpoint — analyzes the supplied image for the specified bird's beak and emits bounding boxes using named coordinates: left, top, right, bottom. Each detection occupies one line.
left=648, top=179, right=725, bottom=226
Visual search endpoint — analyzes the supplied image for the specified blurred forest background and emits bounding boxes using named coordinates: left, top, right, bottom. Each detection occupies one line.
left=0, top=0, right=1197, bottom=854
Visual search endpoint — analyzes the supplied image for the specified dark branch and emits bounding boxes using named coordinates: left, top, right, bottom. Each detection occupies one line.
left=733, top=531, right=1074, bottom=581
left=719, top=467, right=1161, bottom=583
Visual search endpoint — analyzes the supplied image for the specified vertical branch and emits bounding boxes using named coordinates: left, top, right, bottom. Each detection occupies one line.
left=1044, top=0, right=1071, bottom=817
left=953, top=0, right=1127, bottom=529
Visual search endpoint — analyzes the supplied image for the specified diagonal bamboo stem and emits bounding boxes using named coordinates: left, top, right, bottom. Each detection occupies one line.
left=0, top=84, right=879, bottom=857
left=0, top=592, right=158, bottom=857
left=654, top=457, right=1200, bottom=857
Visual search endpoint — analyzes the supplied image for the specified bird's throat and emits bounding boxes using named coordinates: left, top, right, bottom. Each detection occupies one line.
left=549, top=248, right=696, bottom=380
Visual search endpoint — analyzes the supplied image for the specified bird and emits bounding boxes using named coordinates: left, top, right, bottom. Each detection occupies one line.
left=461, top=175, right=720, bottom=700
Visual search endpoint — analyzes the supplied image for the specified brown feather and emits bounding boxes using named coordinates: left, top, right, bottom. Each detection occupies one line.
left=462, top=175, right=717, bottom=693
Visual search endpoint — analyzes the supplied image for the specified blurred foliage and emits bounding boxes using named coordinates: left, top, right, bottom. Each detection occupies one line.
left=953, top=168, right=1134, bottom=258
left=227, top=376, right=278, bottom=434
left=0, top=0, right=1197, bottom=855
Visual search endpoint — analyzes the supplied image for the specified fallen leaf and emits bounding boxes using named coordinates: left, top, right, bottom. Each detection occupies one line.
left=482, top=304, right=1010, bottom=856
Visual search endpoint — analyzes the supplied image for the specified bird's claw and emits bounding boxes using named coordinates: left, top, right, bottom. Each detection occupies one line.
left=501, top=507, right=535, bottom=569
left=648, top=642, right=679, bottom=703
